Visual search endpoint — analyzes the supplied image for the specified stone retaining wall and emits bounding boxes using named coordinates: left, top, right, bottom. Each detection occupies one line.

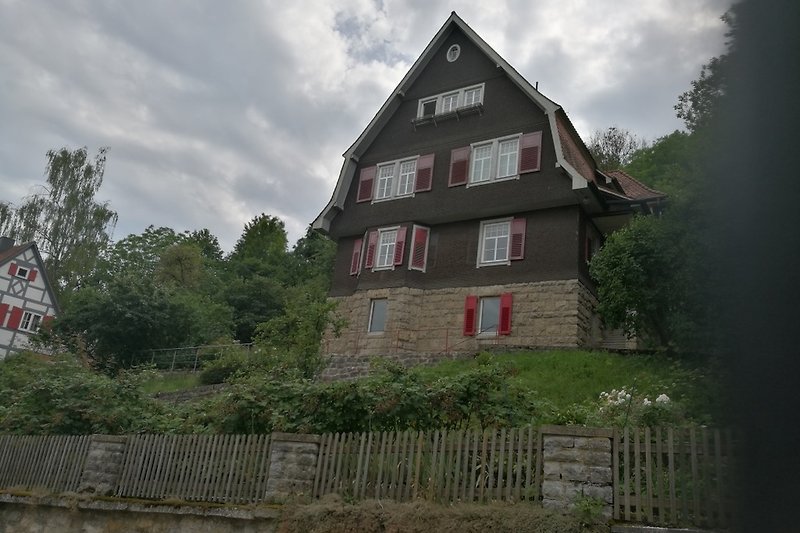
left=540, top=425, right=614, bottom=517
left=321, top=279, right=601, bottom=379
left=78, top=434, right=127, bottom=496
left=0, top=495, right=279, bottom=533
left=266, top=433, right=320, bottom=502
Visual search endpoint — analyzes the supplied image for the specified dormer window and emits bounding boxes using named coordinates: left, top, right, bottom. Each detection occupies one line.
left=416, top=83, right=484, bottom=118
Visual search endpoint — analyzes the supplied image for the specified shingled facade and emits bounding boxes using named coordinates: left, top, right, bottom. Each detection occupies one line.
left=313, top=13, right=664, bottom=375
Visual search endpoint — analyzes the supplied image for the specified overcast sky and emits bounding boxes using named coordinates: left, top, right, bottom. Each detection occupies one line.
left=0, top=0, right=732, bottom=251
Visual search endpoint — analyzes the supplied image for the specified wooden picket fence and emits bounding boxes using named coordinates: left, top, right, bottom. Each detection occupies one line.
left=115, top=434, right=273, bottom=503
left=613, top=426, right=736, bottom=529
left=0, top=435, right=91, bottom=493
left=313, top=426, right=541, bottom=503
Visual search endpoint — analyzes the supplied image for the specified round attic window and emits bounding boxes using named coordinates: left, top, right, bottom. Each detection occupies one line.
left=446, top=44, right=461, bottom=62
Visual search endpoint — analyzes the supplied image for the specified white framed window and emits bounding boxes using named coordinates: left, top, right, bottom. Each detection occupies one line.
left=376, top=228, right=398, bottom=269
left=397, top=160, right=417, bottom=196
left=441, top=92, right=459, bottom=113
left=478, top=219, right=511, bottom=267
left=19, top=311, right=42, bottom=332
left=15, top=266, right=29, bottom=279
left=468, top=135, right=521, bottom=185
left=470, top=144, right=493, bottom=183
left=368, top=299, right=388, bottom=333
left=372, top=157, right=418, bottom=202
left=416, top=83, right=485, bottom=118
left=375, top=164, right=395, bottom=200
left=463, top=86, right=482, bottom=106
left=478, top=297, right=501, bottom=336
left=446, top=44, right=461, bottom=62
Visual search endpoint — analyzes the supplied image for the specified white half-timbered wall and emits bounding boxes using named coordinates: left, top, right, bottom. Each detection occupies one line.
left=0, top=247, right=57, bottom=360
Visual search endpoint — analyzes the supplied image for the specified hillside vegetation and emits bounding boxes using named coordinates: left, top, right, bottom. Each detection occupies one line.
left=0, top=349, right=724, bottom=435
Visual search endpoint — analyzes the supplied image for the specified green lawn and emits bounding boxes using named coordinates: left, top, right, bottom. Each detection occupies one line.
left=139, top=372, right=201, bottom=394
left=416, top=349, right=721, bottom=423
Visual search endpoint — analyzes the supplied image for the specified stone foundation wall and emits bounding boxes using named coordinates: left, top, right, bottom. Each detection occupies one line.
left=540, top=425, right=613, bottom=517
left=321, top=279, right=601, bottom=378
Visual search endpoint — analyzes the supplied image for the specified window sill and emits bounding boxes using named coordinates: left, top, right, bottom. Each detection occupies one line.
left=371, top=193, right=414, bottom=204
left=466, top=175, right=519, bottom=188
left=477, top=260, right=511, bottom=268
left=411, top=103, right=483, bottom=128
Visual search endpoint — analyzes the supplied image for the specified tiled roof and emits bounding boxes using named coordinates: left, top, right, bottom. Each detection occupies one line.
left=605, top=170, right=666, bottom=200
left=0, top=243, right=30, bottom=265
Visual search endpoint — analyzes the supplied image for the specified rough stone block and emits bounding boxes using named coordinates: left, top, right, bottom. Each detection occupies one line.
left=543, top=436, right=575, bottom=450
left=575, top=437, right=611, bottom=451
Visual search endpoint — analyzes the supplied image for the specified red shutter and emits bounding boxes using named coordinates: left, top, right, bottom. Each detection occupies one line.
left=415, top=153, right=435, bottom=192
left=8, top=263, right=17, bottom=276
left=499, top=293, right=513, bottom=335
left=448, top=146, right=470, bottom=187
left=510, top=217, right=527, bottom=260
left=463, top=295, right=478, bottom=336
left=519, top=131, right=542, bottom=173
left=356, top=166, right=376, bottom=202
left=364, top=231, right=378, bottom=269
left=393, top=227, right=407, bottom=266
left=42, top=315, right=54, bottom=330
left=28, top=269, right=37, bottom=282
left=7, top=306, right=23, bottom=330
left=409, top=226, right=430, bottom=271
left=0, top=304, right=8, bottom=327
left=350, top=238, right=363, bottom=275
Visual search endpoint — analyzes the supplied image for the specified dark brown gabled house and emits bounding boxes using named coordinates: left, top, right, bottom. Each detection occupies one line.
left=312, top=13, right=664, bottom=377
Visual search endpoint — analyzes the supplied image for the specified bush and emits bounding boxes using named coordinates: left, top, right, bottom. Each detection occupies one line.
left=0, top=353, right=180, bottom=434
left=198, top=359, right=537, bottom=434
left=198, top=345, right=251, bottom=385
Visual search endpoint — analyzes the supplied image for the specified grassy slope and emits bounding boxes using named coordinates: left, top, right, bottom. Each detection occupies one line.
left=416, top=350, right=722, bottom=423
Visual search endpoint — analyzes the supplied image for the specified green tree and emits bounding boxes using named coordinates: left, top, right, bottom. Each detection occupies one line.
left=229, top=213, right=288, bottom=266
left=53, top=275, right=192, bottom=370
left=98, top=225, right=185, bottom=282
left=623, top=131, right=698, bottom=200
left=287, top=225, right=336, bottom=285
left=5, top=147, right=117, bottom=301
left=186, top=228, right=224, bottom=262
left=589, top=209, right=710, bottom=351
left=254, top=279, right=343, bottom=378
left=587, top=126, right=646, bottom=170
left=155, top=243, right=206, bottom=291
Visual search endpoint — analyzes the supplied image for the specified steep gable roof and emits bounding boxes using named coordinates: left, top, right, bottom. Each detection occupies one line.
left=313, top=12, right=610, bottom=233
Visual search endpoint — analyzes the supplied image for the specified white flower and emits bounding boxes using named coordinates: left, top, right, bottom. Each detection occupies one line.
left=625, top=393, right=631, bottom=401
left=656, top=394, right=671, bottom=404
left=643, top=398, right=652, bottom=406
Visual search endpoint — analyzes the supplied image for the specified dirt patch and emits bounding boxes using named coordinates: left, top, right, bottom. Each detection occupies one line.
left=278, top=495, right=609, bottom=533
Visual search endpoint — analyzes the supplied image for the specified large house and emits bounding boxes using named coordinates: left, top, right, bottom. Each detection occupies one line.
left=313, top=13, right=664, bottom=377
left=0, top=237, right=59, bottom=360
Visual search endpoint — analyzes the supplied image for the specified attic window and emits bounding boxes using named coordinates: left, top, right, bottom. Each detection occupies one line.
left=15, top=266, right=29, bottom=279
left=446, top=44, right=460, bottom=62
left=415, top=83, right=484, bottom=119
